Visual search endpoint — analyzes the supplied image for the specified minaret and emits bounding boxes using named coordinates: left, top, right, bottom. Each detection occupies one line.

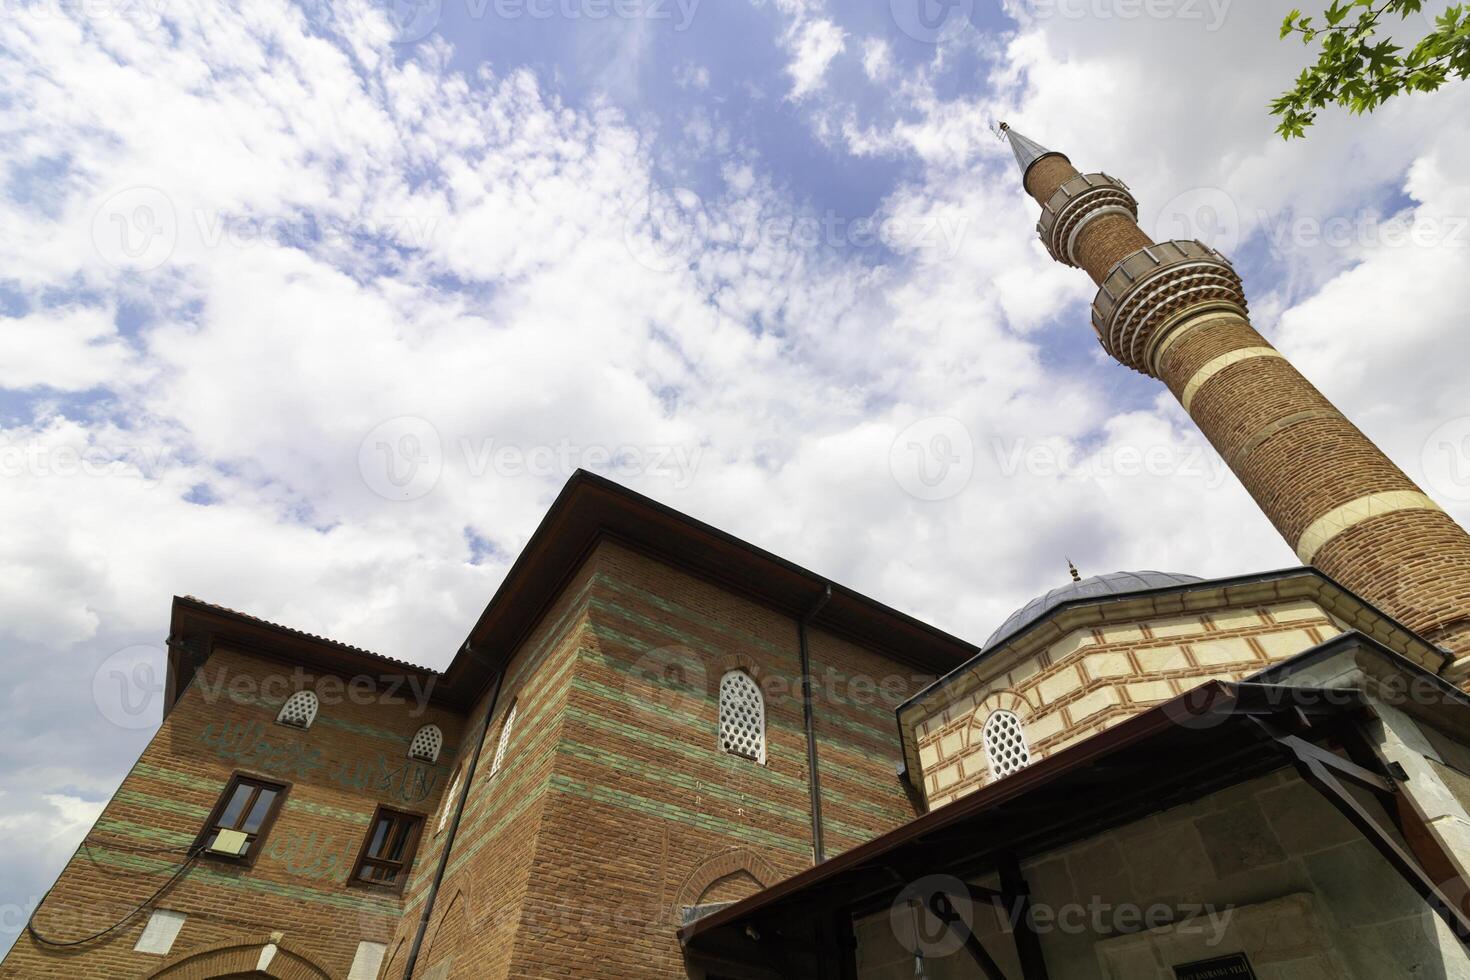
left=1001, top=124, right=1470, bottom=665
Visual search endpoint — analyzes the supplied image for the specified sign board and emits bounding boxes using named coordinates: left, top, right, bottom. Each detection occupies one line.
left=1173, top=954, right=1257, bottom=980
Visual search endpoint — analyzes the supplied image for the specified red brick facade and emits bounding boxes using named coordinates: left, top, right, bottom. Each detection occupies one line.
left=1020, top=143, right=1470, bottom=661
left=3, top=643, right=462, bottom=979
left=3, top=532, right=935, bottom=979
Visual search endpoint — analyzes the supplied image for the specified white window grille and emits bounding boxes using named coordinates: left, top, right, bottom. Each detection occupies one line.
left=437, top=766, right=463, bottom=834
left=276, top=690, right=319, bottom=730
left=982, top=710, right=1031, bottom=779
left=408, top=724, right=443, bottom=764
left=490, top=701, right=517, bottom=778
left=719, top=671, right=765, bottom=764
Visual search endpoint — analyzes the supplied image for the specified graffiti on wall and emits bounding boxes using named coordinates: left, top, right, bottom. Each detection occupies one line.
left=198, top=720, right=440, bottom=804
left=265, top=827, right=348, bottom=881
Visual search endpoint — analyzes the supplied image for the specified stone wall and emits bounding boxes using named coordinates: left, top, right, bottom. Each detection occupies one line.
left=913, top=598, right=1344, bottom=807
left=858, top=764, right=1470, bottom=978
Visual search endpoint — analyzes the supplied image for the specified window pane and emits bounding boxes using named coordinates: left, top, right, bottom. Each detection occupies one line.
left=366, top=817, right=392, bottom=858
left=216, top=784, right=254, bottom=829
left=241, top=788, right=278, bottom=834
left=359, top=862, right=396, bottom=884
left=386, top=821, right=412, bottom=863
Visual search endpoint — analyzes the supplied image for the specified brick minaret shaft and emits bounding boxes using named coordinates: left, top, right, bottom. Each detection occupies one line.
left=1001, top=125, right=1470, bottom=662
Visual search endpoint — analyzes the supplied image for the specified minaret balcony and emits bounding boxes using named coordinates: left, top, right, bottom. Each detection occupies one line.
left=1091, top=239, right=1249, bottom=375
left=1036, top=172, right=1138, bottom=267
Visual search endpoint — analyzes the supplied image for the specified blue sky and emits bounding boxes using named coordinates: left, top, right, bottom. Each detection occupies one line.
left=2, top=0, right=1470, bottom=958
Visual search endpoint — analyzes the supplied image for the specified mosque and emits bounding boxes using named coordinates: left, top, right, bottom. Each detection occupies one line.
left=7, top=128, right=1470, bottom=979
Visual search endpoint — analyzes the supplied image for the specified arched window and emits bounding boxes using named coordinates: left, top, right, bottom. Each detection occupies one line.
left=490, top=701, right=517, bottom=778
left=276, top=690, right=319, bottom=730
left=982, top=710, right=1031, bottom=779
left=408, top=724, right=443, bottom=764
left=437, top=765, right=463, bottom=835
left=718, top=671, right=765, bottom=764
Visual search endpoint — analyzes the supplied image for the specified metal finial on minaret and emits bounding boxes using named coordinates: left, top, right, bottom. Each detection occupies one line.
left=1066, top=558, right=1082, bottom=583
left=997, top=122, right=1068, bottom=184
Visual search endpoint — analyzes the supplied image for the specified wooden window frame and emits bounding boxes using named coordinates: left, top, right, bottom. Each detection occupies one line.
left=194, top=771, right=291, bottom=868
left=350, top=805, right=425, bottom=893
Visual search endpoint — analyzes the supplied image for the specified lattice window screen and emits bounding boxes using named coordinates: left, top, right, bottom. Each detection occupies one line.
left=490, top=702, right=517, bottom=777
left=719, top=671, right=766, bottom=764
left=437, top=767, right=463, bottom=834
left=276, top=690, right=319, bottom=730
left=408, top=724, right=443, bottom=763
left=982, top=710, right=1031, bottom=779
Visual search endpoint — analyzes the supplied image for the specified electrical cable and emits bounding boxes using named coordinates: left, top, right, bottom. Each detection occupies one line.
left=25, top=844, right=204, bottom=948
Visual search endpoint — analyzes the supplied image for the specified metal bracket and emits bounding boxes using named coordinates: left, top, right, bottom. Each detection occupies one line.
left=1251, top=716, right=1470, bottom=946
left=928, top=891, right=1010, bottom=980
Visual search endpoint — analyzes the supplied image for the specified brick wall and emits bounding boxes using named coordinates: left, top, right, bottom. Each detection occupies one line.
left=2, top=646, right=464, bottom=979
left=391, top=539, right=934, bottom=979
left=379, top=550, right=600, bottom=979
left=1020, top=148, right=1470, bottom=662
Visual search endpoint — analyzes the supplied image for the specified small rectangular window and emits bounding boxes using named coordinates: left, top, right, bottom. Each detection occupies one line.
left=351, top=806, right=424, bottom=890
left=197, top=773, right=289, bottom=862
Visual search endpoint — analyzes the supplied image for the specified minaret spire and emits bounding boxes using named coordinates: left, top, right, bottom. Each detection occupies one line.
left=1009, top=126, right=1470, bottom=668
left=998, top=123, right=1068, bottom=184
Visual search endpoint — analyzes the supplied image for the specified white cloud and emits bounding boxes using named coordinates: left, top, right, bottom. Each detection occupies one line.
left=861, top=37, right=892, bottom=82
left=0, top=308, right=140, bottom=392
left=785, top=19, right=845, bottom=100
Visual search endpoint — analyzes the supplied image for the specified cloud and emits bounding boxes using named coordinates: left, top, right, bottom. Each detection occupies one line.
left=861, top=38, right=893, bottom=82
left=785, top=18, right=845, bottom=100
left=0, top=307, right=141, bottom=392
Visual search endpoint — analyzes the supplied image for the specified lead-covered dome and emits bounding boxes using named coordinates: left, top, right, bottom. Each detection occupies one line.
left=985, top=570, right=1203, bottom=649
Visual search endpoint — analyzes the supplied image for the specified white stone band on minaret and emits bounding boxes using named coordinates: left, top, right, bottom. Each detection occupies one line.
left=1295, top=491, right=1444, bottom=563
